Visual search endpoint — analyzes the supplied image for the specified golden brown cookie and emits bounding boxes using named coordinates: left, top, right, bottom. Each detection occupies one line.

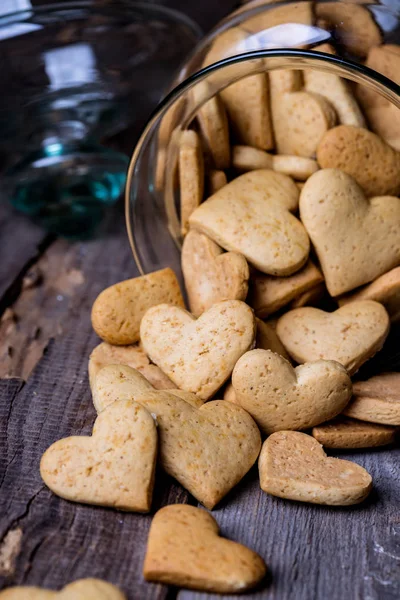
left=259, top=431, right=372, bottom=505
left=88, top=342, right=176, bottom=392
left=232, top=145, right=318, bottom=180
left=93, top=364, right=204, bottom=413
left=315, top=2, right=381, bottom=57
left=248, top=260, right=323, bottom=317
left=192, top=81, right=230, bottom=169
left=317, top=126, right=400, bottom=197
left=0, top=579, right=126, bottom=599
left=232, top=349, right=352, bottom=434
left=276, top=301, right=390, bottom=375
left=136, top=392, right=261, bottom=509
left=338, top=266, right=400, bottom=323
left=182, top=229, right=249, bottom=316
left=203, top=27, right=273, bottom=150
left=290, top=282, right=326, bottom=309
left=357, top=44, right=400, bottom=110
left=140, top=300, right=256, bottom=400
left=179, top=130, right=204, bottom=235
left=344, top=373, right=400, bottom=425
left=312, top=417, right=396, bottom=449
left=255, top=318, right=291, bottom=361
left=91, top=268, right=184, bottom=345
left=223, top=317, right=291, bottom=405
left=189, top=169, right=309, bottom=276
left=208, top=169, right=227, bottom=193
left=300, top=169, right=400, bottom=295
left=271, top=89, right=337, bottom=157
left=40, top=400, right=157, bottom=512
left=143, top=505, right=266, bottom=593
left=304, top=43, right=365, bottom=127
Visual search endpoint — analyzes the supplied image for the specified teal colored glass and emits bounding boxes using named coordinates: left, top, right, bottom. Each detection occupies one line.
left=0, top=1, right=201, bottom=237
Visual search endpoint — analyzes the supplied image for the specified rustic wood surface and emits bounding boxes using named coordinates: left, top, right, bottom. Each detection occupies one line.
left=1, top=1, right=400, bottom=599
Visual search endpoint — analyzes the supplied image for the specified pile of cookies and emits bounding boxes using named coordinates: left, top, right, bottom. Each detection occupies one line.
left=9, top=26, right=400, bottom=600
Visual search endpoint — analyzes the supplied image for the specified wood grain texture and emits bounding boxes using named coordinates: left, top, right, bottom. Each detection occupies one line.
left=179, top=441, right=400, bottom=600
left=0, top=203, right=49, bottom=315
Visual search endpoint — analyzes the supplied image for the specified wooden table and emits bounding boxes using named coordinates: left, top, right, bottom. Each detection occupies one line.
left=1, top=2, right=400, bottom=599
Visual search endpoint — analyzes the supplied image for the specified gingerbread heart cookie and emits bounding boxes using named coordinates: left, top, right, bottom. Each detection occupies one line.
left=299, top=169, right=400, bottom=295
left=179, top=130, right=204, bottom=235
left=312, top=417, right=396, bottom=449
left=259, top=431, right=372, bottom=505
left=232, top=349, right=352, bottom=434
left=40, top=400, right=157, bottom=512
left=189, top=170, right=309, bottom=276
left=0, top=579, right=126, bottom=599
left=91, top=268, right=184, bottom=345
left=88, top=342, right=176, bottom=393
left=140, top=300, right=256, bottom=400
left=338, top=266, right=400, bottom=323
left=317, top=126, right=400, bottom=197
left=143, top=505, right=266, bottom=593
left=182, top=230, right=249, bottom=317
left=344, top=372, right=400, bottom=425
left=93, top=364, right=204, bottom=412
left=276, top=301, right=389, bottom=374
left=248, top=260, right=323, bottom=318
left=203, top=27, right=273, bottom=150
left=136, top=391, right=261, bottom=509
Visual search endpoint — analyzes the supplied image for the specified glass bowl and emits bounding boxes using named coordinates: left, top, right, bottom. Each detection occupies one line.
left=126, top=0, right=400, bottom=286
left=0, top=0, right=201, bottom=237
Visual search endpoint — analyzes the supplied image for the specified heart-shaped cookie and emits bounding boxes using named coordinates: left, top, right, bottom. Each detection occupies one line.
left=259, top=431, right=372, bottom=505
left=248, top=259, right=323, bottom=318
left=91, top=268, right=184, bottom=345
left=40, top=399, right=157, bottom=512
left=271, top=85, right=337, bottom=157
left=179, top=130, right=204, bottom=236
left=93, top=364, right=204, bottom=413
left=317, top=126, right=400, bottom=197
left=232, top=349, right=352, bottom=434
left=203, top=27, right=273, bottom=151
left=88, top=342, right=176, bottom=393
left=276, top=301, right=389, bottom=374
left=0, top=579, right=125, bottom=599
left=136, top=391, right=261, bottom=509
left=338, top=266, right=400, bottom=323
left=312, top=417, right=396, bottom=449
left=143, top=505, right=266, bottom=593
left=343, top=372, right=400, bottom=425
left=0, top=579, right=126, bottom=599
left=189, top=170, right=310, bottom=276
left=140, top=300, right=256, bottom=400
left=304, top=43, right=365, bottom=127
left=182, top=230, right=249, bottom=317
left=299, top=169, right=400, bottom=295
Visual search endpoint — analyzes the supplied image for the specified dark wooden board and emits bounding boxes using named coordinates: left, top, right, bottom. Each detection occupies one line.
left=0, top=203, right=50, bottom=315
left=0, top=206, right=191, bottom=598
left=179, top=442, right=400, bottom=600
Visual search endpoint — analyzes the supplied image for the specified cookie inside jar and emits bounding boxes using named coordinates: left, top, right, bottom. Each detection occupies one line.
left=126, top=0, right=400, bottom=349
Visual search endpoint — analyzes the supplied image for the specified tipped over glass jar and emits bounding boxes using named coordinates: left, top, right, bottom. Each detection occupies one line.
left=126, top=0, right=400, bottom=323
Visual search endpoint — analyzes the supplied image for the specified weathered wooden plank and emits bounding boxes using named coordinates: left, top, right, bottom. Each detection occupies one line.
left=0, top=205, right=135, bottom=380
left=0, top=203, right=50, bottom=315
left=0, top=331, right=189, bottom=598
left=178, top=445, right=400, bottom=600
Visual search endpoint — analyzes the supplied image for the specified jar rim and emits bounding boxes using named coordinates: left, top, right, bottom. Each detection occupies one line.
left=125, top=48, right=400, bottom=274
left=0, top=0, right=203, bottom=39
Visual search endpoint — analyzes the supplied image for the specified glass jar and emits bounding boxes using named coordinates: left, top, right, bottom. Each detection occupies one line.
left=126, top=0, right=400, bottom=284
left=0, top=0, right=201, bottom=237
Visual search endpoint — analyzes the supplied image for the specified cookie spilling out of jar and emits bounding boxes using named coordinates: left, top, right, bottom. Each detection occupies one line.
left=35, top=14, right=400, bottom=598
